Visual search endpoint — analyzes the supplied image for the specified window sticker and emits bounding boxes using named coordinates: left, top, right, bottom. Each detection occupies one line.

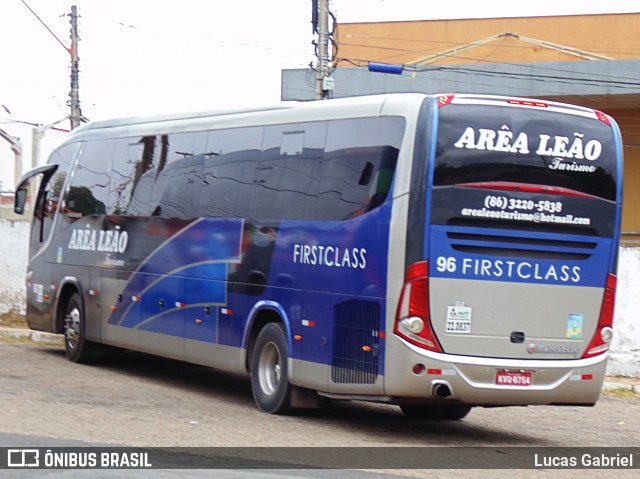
left=446, top=304, right=472, bottom=334
left=33, top=284, right=44, bottom=303
left=566, top=313, right=584, bottom=339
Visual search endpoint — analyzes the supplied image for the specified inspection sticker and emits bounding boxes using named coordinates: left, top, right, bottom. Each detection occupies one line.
left=566, top=313, right=584, bottom=339
left=446, top=305, right=472, bottom=334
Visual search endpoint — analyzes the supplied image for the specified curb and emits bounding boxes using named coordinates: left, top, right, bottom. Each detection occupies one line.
left=602, top=380, right=640, bottom=395
left=0, top=327, right=64, bottom=345
left=1, top=326, right=639, bottom=394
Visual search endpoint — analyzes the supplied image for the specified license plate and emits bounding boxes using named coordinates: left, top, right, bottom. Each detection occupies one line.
left=495, top=370, right=532, bottom=386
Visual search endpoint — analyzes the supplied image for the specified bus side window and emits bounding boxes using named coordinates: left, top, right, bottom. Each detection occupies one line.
left=200, top=126, right=263, bottom=219
left=62, top=140, right=113, bottom=222
left=109, top=136, right=159, bottom=216
left=152, top=131, right=209, bottom=220
left=318, top=117, right=403, bottom=221
left=39, top=144, right=78, bottom=232
left=254, top=122, right=326, bottom=221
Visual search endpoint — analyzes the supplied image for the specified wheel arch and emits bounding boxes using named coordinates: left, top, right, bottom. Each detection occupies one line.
left=54, top=277, right=83, bottom=334
left=242, top=301, right=292, bottom=373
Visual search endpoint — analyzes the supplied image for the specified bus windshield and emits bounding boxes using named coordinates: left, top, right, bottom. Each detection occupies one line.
left=434, top=103, right=617, bottom=201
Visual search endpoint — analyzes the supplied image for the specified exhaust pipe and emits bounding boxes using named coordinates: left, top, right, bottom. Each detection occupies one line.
left=432, top=381, right=452, bottom=398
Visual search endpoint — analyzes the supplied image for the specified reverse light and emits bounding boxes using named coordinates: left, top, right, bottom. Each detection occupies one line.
left=400, top=316, right=424, bottom=334
left=582, top=273, right=617, bottom=358
left=394, top=261, right=442, bottom=352
left=600, top=327, right=614, bottom=344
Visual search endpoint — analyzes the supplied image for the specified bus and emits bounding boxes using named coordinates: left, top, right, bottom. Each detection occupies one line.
left=15, top=93, right=623, bottom=418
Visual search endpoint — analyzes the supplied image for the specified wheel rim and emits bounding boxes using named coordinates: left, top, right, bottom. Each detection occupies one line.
left=65, top=306, right=81, bottom=351
left=257, top=342, right=281, bottom=395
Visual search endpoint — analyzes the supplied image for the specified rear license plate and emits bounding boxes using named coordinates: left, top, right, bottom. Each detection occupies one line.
left=495, top=370, right=532, bottom=386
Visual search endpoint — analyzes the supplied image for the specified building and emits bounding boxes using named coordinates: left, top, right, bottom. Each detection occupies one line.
left=281, top=13, right=640, bottom=243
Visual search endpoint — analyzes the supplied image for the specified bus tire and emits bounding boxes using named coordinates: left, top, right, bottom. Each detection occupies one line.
left=64, top=292, right=95, bottom=364
left=250, top=323, right=292, bottom=414
left=400, top=403, right=472, bottom=421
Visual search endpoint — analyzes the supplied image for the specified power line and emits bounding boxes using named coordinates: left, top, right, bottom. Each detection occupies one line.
left=19, top=0, right=70, bottom=55
left=414, top=64, right=640, bottom=89
left=336, top=52, right=640, bottom=91
left=339, top=36, right=640, bottom=86
left=331, top=59, right=640, bottom=102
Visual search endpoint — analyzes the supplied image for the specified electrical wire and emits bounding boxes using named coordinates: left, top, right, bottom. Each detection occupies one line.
left=336, top=37, right=640, bottom=84
left=415, top=63, right=640, bottom=90
left=19, top=0, right=69, bottom=54
left=332, top=58, right=640, bottom=100
left=335, top=52, right=640, bottom=91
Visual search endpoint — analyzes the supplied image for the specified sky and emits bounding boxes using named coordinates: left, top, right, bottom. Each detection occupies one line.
left=1, top=0, right=639, bottom=190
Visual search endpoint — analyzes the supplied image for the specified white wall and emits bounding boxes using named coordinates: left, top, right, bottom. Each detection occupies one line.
left=607, top=247, right=640, bottom=377
left=0, top=219, right=638, bottom=377
left=0, top=220, right=29, bottom=314
left=0, top=124, right=68, bottom=192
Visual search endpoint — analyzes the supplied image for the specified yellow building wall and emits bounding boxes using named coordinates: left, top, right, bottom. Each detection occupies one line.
left=337, top=14, right=639, bottom=66
left=621, top=146, right=640, bottom=238
left=607, top=109, right=640, bottom=238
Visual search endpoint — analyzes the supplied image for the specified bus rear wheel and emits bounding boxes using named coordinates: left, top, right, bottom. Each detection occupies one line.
left=400, top=403, right=472, bottom=420
left=64, top=292, right=95, bottom=364
left=250, top=323, right=292, bottom=414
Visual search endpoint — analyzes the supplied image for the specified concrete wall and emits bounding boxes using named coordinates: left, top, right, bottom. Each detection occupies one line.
left=609, top=247, right=640, bottom=377
left=282, top=60, right=640, bottom=102
left=0, top=220, right=29, bottom=314
left=0, top=219, right=638, bottom=377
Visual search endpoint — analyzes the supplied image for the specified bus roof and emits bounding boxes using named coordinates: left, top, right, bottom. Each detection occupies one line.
left=65, top=93, right=612, bottom=142
left=68, top=93, right=428, bottom=138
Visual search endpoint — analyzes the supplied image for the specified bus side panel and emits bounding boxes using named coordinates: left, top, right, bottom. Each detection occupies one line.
left=224, top=203, right=393, bottom=394
left=24, top=252, right=56, bottom=333
left=52, top=205, right=391, bottom=391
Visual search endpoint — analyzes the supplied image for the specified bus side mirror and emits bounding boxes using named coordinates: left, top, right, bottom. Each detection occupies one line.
left=14, top=186, right=27, bottom=215
left=12, top=163, right=59, bottom=216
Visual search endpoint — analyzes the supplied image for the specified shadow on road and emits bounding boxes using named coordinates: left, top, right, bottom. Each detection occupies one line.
left=35, top=346, right=550, bottom=447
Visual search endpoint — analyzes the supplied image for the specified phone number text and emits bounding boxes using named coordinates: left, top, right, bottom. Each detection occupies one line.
left=484, top=195, right=563, bottom=213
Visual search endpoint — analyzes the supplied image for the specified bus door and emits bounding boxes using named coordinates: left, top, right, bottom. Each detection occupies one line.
left=15, top=143, right=81, bottom=331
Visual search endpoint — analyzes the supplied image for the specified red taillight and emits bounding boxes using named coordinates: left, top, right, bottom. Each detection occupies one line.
left=595, top=110, right=611, bottom=125
left=438, top=95, right=454, bottom=108
left=582, top=273, right=617, bottom=358
left=394, top=261, right=442, bottom=352
left=507, top=99, right=548, bottom=108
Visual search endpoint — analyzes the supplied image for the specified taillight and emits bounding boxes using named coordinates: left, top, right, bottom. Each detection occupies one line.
left=394, top=261, right=442, bottom=352
left=582, top=273, right=616, bottom=358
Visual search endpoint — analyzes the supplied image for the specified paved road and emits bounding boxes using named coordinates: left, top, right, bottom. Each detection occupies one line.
left=0, top=342, right=638, bottom=478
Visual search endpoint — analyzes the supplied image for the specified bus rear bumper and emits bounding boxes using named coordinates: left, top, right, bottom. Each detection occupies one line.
left=384, top=338, right=608, bottom=406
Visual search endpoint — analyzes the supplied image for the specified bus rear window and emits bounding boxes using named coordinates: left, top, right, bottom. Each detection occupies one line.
left=433, top=105, right=617, bottom=201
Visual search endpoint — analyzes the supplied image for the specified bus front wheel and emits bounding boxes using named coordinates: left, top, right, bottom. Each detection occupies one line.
left=250, top=323, right=292, bottom=414
left=64, top=292, right=95, bottom=364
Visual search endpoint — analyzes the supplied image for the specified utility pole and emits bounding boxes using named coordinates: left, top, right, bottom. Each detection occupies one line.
left=69, top=5, right=82, bottom=130
left=32, top=118, right=69, bottom=169
left=0, top=129, right=23, bottom=190
left=18, top=1, right=84, bottom=128
left=314, top=0, right=332, bottom=100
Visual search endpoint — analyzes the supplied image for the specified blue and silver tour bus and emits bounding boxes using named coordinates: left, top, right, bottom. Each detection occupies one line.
left=15, top=93, right=623, bottom=417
